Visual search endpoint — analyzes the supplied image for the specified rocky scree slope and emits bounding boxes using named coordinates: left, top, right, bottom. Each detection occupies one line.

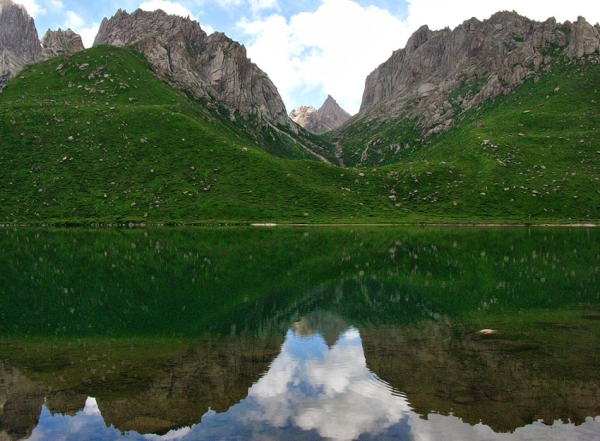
left=93, top=9, right=293, bottom=132
left=0, top=0, right=83, bottom=87
left=334, top=11, right=600, bottom=166
left=290, top=95, right=351, bottom=134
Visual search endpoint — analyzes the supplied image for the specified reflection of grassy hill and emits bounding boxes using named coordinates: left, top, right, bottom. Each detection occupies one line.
left=362, top=306, right=600, bottom=433
left=0, top=46, right=598, bottom=224
left=1, top=227, right=598, bottom=337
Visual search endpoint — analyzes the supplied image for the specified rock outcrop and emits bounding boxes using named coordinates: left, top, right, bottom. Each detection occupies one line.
left=358, top=11, right=600, bottom=137
left=41, top=28, right=85, bottom=59
left=93, top=8, right=294, bottom=130
left=290, top=95, right=351, bottom=133
left=0, top=0, right=41, bottom=86
left=290, top=105, right=319, bottom=132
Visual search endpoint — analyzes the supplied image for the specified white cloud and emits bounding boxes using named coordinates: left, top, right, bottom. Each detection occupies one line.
left=14, top=0, right=45, bottom=16
left=138, top=0, right=195, bottom=19
left=78, top=23, right=100, bottom=48
left=48, top=0, right=63, bottom=11
left=63, top=10, right=84, bottom=29
left=238, top=0, right=409, bottom=114
left=249, top=0, right=279, bottom=15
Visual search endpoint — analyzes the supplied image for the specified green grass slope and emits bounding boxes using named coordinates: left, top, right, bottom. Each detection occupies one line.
left=0, top=45, right=598, bottom=224
left=0, top=45, right=397, bottom=224
left=326, top=53, right=600, bottom=223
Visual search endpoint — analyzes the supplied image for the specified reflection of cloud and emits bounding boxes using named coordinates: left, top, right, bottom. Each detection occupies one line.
left=83, top=396, right=100, bottom=415
left=246, top=327, right=411, bottom=440
left=22, top=327, right=600, bottom=440
left=409, top=413, right=600, bottom=441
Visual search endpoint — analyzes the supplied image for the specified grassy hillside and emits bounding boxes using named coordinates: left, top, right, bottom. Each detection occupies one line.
left=327, top=51, right=600, bottom=222
left=0, top=45, right=397, bottom=224
left=0, top=45, right=598, bottom=224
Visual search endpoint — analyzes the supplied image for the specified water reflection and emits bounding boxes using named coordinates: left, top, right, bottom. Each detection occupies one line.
left=22, top=324, right=600, bottom=440
left=1, top=227, right=600, bottom=440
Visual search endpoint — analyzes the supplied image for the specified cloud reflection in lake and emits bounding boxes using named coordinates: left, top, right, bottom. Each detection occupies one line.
left=26, top=326, right=600, bottom=441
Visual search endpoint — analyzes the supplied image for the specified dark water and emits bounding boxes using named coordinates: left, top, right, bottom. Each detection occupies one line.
left=0, top=227, right=599, bottom=440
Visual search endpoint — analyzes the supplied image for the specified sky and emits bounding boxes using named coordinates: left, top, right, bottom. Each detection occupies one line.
left=15, top=0, right=600, bottom=114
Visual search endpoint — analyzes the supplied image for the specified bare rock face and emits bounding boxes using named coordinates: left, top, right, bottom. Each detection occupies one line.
left=0, top=0, right=41, bottom=86
left=41, top=28, right=85, bottom=59
left=0, top=0, right=84, bottom=89
left=93, top=8, right=294, bottom=130
left=290, top=95, right=351, bottom=133
left=359, top=11, right=600, bottom=138
left=290, top=105, right=319, bottom=132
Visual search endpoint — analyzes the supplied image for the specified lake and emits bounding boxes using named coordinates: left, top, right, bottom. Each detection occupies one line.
left=0, top=226, right=599, bottom=440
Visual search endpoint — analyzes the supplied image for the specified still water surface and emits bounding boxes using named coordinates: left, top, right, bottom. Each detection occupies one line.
left=0, top=227, right=599, bottom=440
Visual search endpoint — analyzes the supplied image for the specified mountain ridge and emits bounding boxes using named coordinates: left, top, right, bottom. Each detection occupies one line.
left=0, top=6, right=598, bottom=224
left=359, top=12, right=600, bottom=129
left=330, top=11, right=600, bottom=167
left=93, top=8, right=294, bottom=132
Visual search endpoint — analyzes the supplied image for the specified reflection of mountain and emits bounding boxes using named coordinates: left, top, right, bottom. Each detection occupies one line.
left=362, top=315, right=600, bottom=433
left=291, top=311, right=349, bottom=347
left=7, top=321, right=600, bottom=440
left=0, top=335, right=282, bottom=439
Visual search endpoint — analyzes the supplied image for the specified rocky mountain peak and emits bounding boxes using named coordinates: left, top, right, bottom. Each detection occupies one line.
left=41, top=28, right=85, bottom=59
left=93, top=8, right=294, bottom=130
left=290, top=95, right=351, bottom=134
left=0, top=0, right=41, bottom=85
left=317, top=95, right=351, bottom=131
left=290, top=105, right=319, bottom=132
left=358, top=11, right=600, bottom=138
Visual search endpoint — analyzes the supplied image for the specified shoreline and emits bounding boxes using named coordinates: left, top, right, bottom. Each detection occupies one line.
left=0, top=222, right=597, bottom=228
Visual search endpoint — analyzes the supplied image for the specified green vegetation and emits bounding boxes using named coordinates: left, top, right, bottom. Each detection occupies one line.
left=0, top=46, right=395, bottom=224
left=1, top=227, right=598, bottom=434
left=1, top=227, right=598, bottom=337
left=0, top=45, right=598, bottom=224
left=329, top=54, right=600, bottom=223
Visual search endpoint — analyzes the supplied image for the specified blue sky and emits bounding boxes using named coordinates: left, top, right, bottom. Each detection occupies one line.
left=16, top=0, right=600, bottom=114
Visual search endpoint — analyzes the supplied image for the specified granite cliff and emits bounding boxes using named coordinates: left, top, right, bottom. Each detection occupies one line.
left=290, top=95, right=351, bottom=134
left=93, top=9, right=293, bottom=131
left=357, top=11, right=600, bottom=138
left=0, top=0, right=83, bottom=88
left=0, top=0, right=41, bottom=86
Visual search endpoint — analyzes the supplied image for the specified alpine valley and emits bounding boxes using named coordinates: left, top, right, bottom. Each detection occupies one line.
left=0, top=0, right=599, bottom=225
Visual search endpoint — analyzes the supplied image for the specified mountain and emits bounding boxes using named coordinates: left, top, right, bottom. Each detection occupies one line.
left=290, top=94, right=351, bottom=134
left=93, top=9, right=292, bottom=131
left=0, top=44, right=397, bottom=225
left=40, top=28, right=85, bottom=58
left=332, top=11, right=600, bottom=167
left=0, top=0, right=42, bottom=86
left=0, top=0, right=83, bottom=88
left=0, top=6, right=598, bottom=224
left=91, top=8, right=336, bottom=161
